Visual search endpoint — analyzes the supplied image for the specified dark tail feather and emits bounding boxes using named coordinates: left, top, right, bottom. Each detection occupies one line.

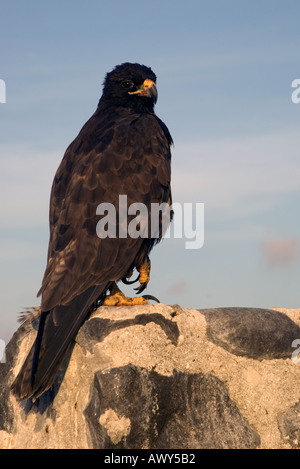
left=11, top=283, right=109, bottom=400
left=31, top=310, right=49, bottom=387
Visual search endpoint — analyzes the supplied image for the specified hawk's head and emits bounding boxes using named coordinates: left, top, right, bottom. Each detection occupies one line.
left=100, top=62, right=158, bottom=111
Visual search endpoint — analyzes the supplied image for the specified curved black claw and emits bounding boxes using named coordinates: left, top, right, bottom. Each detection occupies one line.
left=121, top=274, right=140, bottom=285
left=142, top=295, right=160, bottom=303
left=134, top=282, right=147, bottom=294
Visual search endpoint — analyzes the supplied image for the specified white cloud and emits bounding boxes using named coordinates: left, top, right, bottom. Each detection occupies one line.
left=172, top=128, right=300, bottom=220
left=0, top=238, right=45, bottom=261
left=0, top=144, right=62, bottom=228
left=260, top=236, right=300, bottom=268
left=2, top=128, right=299, bottom=242
left=166, top=280, right=189, bottom=296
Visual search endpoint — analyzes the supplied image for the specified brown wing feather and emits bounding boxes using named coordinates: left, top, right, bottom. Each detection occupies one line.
left=38, top=108, right=171, bottom=311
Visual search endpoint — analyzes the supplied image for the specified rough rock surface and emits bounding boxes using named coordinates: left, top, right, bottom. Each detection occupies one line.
left=1, top=304, right=300, bottom=449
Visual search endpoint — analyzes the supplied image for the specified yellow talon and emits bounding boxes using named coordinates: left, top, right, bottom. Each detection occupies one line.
left=138, top=258, right=151, bottom=285
left=103, top=284, right=148, bottom=306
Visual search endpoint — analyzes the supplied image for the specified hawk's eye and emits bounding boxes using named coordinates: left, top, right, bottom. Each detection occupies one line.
left=121, top=80, right=134, bottom=90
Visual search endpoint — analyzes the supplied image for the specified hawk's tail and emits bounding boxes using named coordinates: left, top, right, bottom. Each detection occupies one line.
left=11, top=284, right=109, bottom=400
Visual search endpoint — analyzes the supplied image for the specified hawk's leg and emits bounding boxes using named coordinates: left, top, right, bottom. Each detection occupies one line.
left=121, top=255, right=151, bottom=293
left=103, top=282, right=149, bottom=306
left=134, top=256, right=151, bottom=294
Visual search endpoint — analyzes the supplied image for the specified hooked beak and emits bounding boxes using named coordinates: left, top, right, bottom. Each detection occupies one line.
left=128, top=79, right=157, bottom=103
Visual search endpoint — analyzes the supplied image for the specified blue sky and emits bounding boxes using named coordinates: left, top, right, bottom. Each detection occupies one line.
left=1, top=0, right=300, bottom=343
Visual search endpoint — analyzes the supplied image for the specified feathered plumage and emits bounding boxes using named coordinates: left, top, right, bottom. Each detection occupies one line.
left=11, top=63, right=172, bottom=399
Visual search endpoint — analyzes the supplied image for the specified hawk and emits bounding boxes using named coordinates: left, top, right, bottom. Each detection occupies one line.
left=11, top=63, right=173, bottom=400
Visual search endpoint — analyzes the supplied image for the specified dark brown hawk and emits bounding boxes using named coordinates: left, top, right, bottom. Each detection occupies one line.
left=11, top=63, right=173, bottom=400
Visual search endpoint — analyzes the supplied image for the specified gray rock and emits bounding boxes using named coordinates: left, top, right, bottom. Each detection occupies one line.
left=85, top=365, right=260, bottom=449
left=201, top=307, right=300, bottom=359
left=278, top=399, right=300, bottom=449
left=0, top=304, right=300, bottom=449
